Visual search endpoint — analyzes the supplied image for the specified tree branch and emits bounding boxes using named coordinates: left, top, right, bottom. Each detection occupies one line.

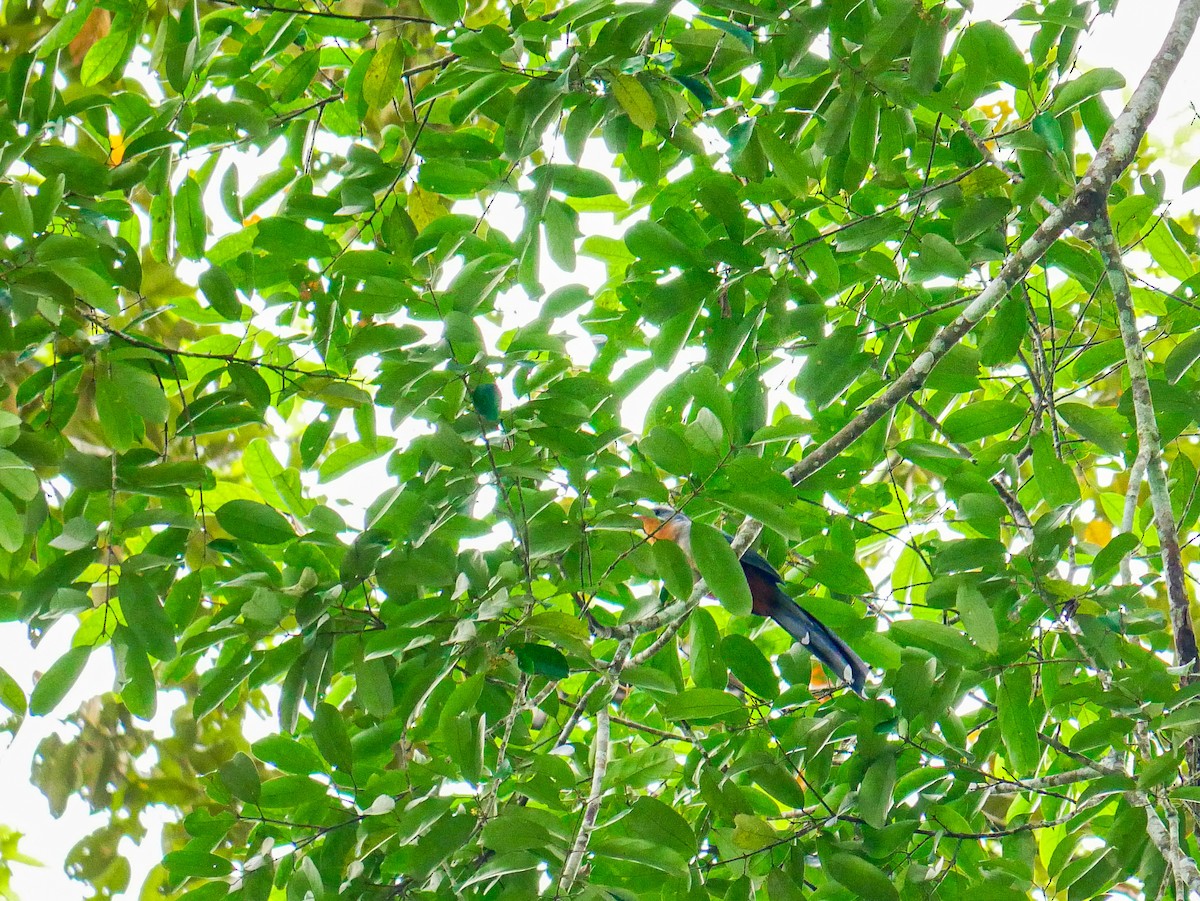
left=1091, top=213, right=1198, bottom=678
left=558, top=702, right=612, bottom=894
left=1129, top=790, right=1200, bottom=895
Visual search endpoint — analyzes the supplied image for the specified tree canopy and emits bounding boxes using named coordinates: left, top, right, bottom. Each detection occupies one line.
left=4, top=0, right=1200, bottom=897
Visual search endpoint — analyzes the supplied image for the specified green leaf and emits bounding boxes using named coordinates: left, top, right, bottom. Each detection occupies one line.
left=0, top=665, right=28, bottom=721
left=960, top=21, right=1028, bottom=89
left=1138, top=752, right=1183, bottom=790
left=914, top=233, right=971, bottom=278
left=418, top=0, right=462, bottom=26
left=793, top=327, right=872, bottom=410
left=0, top=494, right=23, bottom=554
left=1032, top=432, right=1081, bottom=507
left=20, top=547, right=96, bottom=617
left=732, top=814, right=778, bottom=851
left=858, top=752, right=896, bottom=829
left=908, top=16, right=946, bottom=94
left=711, top=493, right=806, bottom=542
left=275, top=49, right=320, bottom=104
left=119, top=571, right=177, bottom=661
left=888, top=619, right=980, bottom=666
left=605, top=745, right=678, bottom=788
left=312, top=702, right=354, bottom=773
left=1056, top=402, right=1127, bottom=455
left=1050, top=67, right=1125, bottom=115
left=690, top=522, right=752, bottom=617
left=997, top=668, right=1040, bottom=773
left=363, top=42, right=403, bottom=109
left=826, top=852, right=899, bottom=901
left=80, top=23, right=129, bottom=85
left=174, top=175, right=206, bottom=260
left=30, top=646, right=91, bottom=716
left=661, top=688, right=743, bottom=721
left=418, top=160, right=494, bottom=196
left=215, top=500, right=295, bottom=545
left=252, top=734, right=326, bottom=774
left=163, top=850, right=233, bottom=879
left=652, top=538, right=695, bottom=601
left=956, top=583, right=998, bottom=655
left=942, top=399, right=1026, bottom=443
left=198, top=265, right=242, bottom=320
left=721, top=634, right=778, bottom=699
left=1092, top=532, right=1139, bottom=584
left=219, top=751, right=261, bottom=804
left=532, top=164, right=616, bottom=197
left=610, top=73, right=657, bottom=131
left=0, top=449, right=39, bottom=501
left=640, top=426, right=693, bottom=476
left=355, top=656, right=394, bottom=718
left=513, top=643, right=570, bottom=680
left=756, top=127, right=810, bottom=194
left=1164, top=330, right=1200, bottom=385
left=766, top=869, right=805, bottom=901
left=1144, top=220, right=1193, bottom=281
left=807, top=549, right=872, bottom=596
left=624, top=220, right=698, bottom=269
left=1184, top=157, right=1200, bottom=193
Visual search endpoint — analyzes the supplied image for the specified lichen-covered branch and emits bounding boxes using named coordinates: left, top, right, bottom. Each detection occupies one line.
left=558, top=703, right=612, bottom=894
left=1129, top=791, right=1200, bottom=896
left=1091, top=213, right=1198, bottom=678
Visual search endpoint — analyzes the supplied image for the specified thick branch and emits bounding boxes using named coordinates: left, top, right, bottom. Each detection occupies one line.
left=559, top=704, right=611, bottom=894
left=1092, top=214, right=1198, bottom=677
left=1129, top=790, right=1200, bottom=895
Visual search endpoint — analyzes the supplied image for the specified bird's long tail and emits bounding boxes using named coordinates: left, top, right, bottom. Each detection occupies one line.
left=766, top=591, right=869, bottom=696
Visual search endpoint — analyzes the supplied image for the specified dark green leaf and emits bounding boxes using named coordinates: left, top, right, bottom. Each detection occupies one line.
left=219, top=752, right=261, bottom=804
left=198, top=266, right=242, bottom=320
left=721, top=634, right=777, bottom=699
left=513, top=643, right=570, bottom=680
left=312, top=702, right=354, bottom=773
left=119, top=571, right=177, bottom=661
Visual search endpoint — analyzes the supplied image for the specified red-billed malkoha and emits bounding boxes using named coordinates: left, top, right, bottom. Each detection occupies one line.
left=639, top=506, right=869, bottom=695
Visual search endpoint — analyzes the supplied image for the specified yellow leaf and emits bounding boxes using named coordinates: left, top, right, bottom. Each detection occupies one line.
left=108, top=133, right=126, bottom=167
left=611, top=74, right=657, bottom=132
left=1084, top=518, right=1112, bottom=546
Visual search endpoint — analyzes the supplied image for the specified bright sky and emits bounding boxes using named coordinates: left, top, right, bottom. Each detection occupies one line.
left=3, top=2, right=1198, bottom=896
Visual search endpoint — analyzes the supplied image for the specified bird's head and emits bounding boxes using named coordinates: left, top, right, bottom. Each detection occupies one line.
left=638, top=505, right=690, bottom=543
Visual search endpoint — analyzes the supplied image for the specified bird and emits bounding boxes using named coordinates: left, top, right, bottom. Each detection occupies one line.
left=638, top=505, right=869, bottom=696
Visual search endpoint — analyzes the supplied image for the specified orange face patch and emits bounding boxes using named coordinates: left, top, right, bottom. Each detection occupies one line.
left=640, top=516, right=679, bottom=543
